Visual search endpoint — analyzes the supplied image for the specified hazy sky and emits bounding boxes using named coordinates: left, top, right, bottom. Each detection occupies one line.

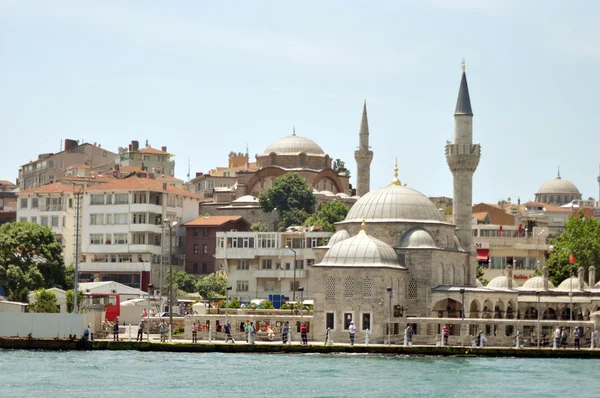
left=2, top=0, right=600, bottom=204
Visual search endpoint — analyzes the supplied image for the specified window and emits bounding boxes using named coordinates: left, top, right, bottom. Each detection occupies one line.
left=143, top=155, right=150, bottom=161
left=105, top=195, right=113, bottom=205
left=193, top=263, right=199, bottom=273
left=202, top=263, right=207, bottom=273
left=344, top=277, right=355, bottom=298
left=106, top=214, right=113, bottom=225
left=40, top=216, right=48, bottom=226
left=69, top=198, right=73, bottom=208
left=90, top=234, right=103, bottom=244
left=193, top=229, right=199, bottom=237
left=262, top=259, right=272, bottom=270
left=362, top=313, right=371, bottom=331
left=326, top=313, right=335, bottom=330
left=203, top=228, right=209, bottom=237
left=48, top=160, right=54, bottom=168
left=90, top=194, right=104, bottom=205
left=114, top=194, right=128, bottom=204
left=90, top=214, right=104, bottom=225
left=51, top=216, right=59, bottom=227
left=20, top=198, right=28, bottom=209
left=295, top=259, right=304, bottom=270
left=104, top=234, right=112, bottom=244
left=408, top=279, right=418, bottom=300
left=31, top=198, right=39, bottom=208
left=203, top=244, right=208, bottom=255
left=193, top=244, right=198, bottom=254
left=265, top=281, right=275, bottom=292
left=217, top=237, right=225, bottom=248
left=114, top=234, right=128, bottom=244
left=19, top=217, right=27, bottom=223
left=237, top=260, right=249, bottom=270
left=362, top=278, right=372, bottom=298
left=237, top=280, right=249, bottom=292
left=344, top=313, right=353, bottom=329
left=326, top=277, right=336, bottom=299
left=115, top=214, right=128, bottom=224
left=30, top=216, right=37, bottom=224
left=0, top=198, right=3, bottom=209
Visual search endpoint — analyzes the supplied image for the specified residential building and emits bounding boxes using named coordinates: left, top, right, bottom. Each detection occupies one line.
left=183, top=215, right=251, bottom=276
left=0, top=180, right=16, bottom=192
left=0, top=190, right=17, bottom=225
left=79, top=177, right=200, bottom=291
left=117, top=140, right=175, bottom=177
left=16, top=183, right=78, bottom=264
left=215, top=229, right=333, bottom=302
left=18, top=139, right=116, bottom=190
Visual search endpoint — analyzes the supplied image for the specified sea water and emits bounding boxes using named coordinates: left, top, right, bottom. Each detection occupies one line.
left=1, top=350, right=598, bottom=397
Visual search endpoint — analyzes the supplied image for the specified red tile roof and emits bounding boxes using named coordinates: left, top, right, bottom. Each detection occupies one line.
left=472, top=212, right=489, bottom=221
left=137, top=147, right=171, bottom=155
left=184, top=215, right=244, bottom=226
left=20, top=182, right=76, bottom=194
left=85, top=177, right=200, bottom=199
left=0, top=180, right=15, bottom=186
left=120, top=166, right=145, bottom=174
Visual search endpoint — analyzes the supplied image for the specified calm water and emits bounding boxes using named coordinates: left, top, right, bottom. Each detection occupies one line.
left=1, top=350, right=599, bottom=397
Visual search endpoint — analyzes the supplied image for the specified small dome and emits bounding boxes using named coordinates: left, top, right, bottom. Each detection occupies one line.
left=536, top=177, right=580, bottom=195
left=345, top=184, right=443, bottom=223
left=476, top=279, right=484, bottom=287
left=336, top=193, right=350, bottom=198
left=556, top=277, right=588, bottom=291
left=232, top=195, right=258, bottom=204
left=325, top=230, right=350, bottom=248
left=399, top=228, right=436, bottom=248
left=320, top=231, right=403, bottom=268
left=522, top=276, right=555, bottom=290
left=487, top=275, right=515, bottom=289
left=263, top=134, right=325, bottom=156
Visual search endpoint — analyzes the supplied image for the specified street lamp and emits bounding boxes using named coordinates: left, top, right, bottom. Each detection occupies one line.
left=460, top=288, right=465, bottom=347
left=147, top=283, right=153, bottom=342
left=286, top=246, right=297, bottom=303
left=536, top=291, right=541, bottom=349
left=225, top=286, right=232, bottom=328
left=298, top=287, right=304, bottom=320
left=386, top=287, right=392, bottom=345
left=163, top=218, right=178, bottom=342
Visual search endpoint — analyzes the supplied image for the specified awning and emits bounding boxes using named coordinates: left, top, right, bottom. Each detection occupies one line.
left=476, top=248, right=489, bottom=261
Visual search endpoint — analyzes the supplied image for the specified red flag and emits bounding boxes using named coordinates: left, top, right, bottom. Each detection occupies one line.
left=569, top=253, right=576, bottom=264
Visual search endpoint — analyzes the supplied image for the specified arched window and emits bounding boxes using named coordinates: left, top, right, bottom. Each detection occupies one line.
left=344, top=277, right=354, bottom=298
left=362, top=278, right=372, bottom=298
left=408, top=279, right=418, bottom=300
left=326, top=277, right=336, bottom=299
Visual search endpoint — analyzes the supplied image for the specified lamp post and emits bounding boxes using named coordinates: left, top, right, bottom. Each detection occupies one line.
left=72, top=184, right=84, bottom=313
left=386, top=287, right=392, bottom=345
left=286, top=246, right=297, bottom=303
left=569, top=268, right=573, bottom=322
left=460, top=288, right=465, bottom=347
left=225, top=286, right=232, bottom=328
left=536, top=291, right=541, bottom=349
left=163, top=219, right=178, bottom=342
left=147, top=283, right=153, bottom=342
left=298, top=287, right=304, bottom=321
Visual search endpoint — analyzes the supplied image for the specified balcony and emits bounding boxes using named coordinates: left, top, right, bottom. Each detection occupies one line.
left=79, top=262, right=150, bottom=272
left=129, top=203, right=163, bottom=214
left=253, top=269, right=308, bottom=279
left=130, top=223, right=162, bottom=234
left=39, top=205, right=64, bottom=212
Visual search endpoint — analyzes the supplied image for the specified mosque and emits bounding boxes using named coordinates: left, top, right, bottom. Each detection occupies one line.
left=307, top=64, right=600, bottom=345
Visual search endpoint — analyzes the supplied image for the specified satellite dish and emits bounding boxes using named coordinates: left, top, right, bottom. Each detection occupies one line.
left=508, top=197, right=511, bottom=202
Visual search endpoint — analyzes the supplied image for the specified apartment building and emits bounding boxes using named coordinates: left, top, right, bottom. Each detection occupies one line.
left=16, top=183, right=78, bottom=264
left=214, top=230, right=332, bottom=302
left=117, top=140, right=175, bottom=177
left=80, top=177, right=200, bottom=291
left=18, top=139, right=116, bottom=190
left=0, top=180, right=17, bottom=225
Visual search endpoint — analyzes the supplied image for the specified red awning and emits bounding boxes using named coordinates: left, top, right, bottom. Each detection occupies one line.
left=476, top=249, right=489, bottom=261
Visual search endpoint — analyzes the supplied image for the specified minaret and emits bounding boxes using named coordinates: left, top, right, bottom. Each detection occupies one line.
left=354, top=101, right=373, bottom=196
left=445, top=61, right=481, bottom=285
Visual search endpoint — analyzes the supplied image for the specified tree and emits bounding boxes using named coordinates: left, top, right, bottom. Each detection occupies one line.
left=173, top=271, right=197, bottom=294
left=546, top=210, right=600, bottom=286
left=196, top=271, right=227, bottom=299
left=29, top=289, right=59, bottom=313
left=476, top=265, right=488, bottom=286
left=304, top=201, right=349, bottom=232
left=258, top=173, right=316, bottom=231
left=250, top=221, right=268, bottom=232
left=332, top=159, right=350, bottom=176
left=0, top=222, right=67, bottom=301
left=66, top=289, right=84, bottom=313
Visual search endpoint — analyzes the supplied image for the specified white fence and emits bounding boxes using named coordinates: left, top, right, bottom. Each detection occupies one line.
left=0, top=313, right=100, bottom=339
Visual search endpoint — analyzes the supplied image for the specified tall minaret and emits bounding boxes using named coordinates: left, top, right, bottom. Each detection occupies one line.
left=354, top=101, right=373, bottom=197
left=445, top=61, right=481, bottom=284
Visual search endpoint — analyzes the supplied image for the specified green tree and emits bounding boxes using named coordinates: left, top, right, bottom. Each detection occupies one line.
left=546, top=210, right=600, bottom=286
left=196, top=271, right=227, bottom=299
left=250, top=221, right=268, bottom=232
left=261, top=300, right=274, bottom=309
left=476, top=265, right=488, bottom=286
left=332, top=159, right=350, bottom=176
left=173, top=271, right=197, bottom=293
left=259, top=173, right=316, bottom=231
left=304, top=201, right=349, bottom=232
left=0, top=222, right=66, bottom=301
left=66, top=289, right=84, bottom=313
left=29, top=289, right=59, bottom=313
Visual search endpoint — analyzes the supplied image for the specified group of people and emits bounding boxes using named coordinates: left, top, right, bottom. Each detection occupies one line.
left=553, top=326, right=583, bottom=349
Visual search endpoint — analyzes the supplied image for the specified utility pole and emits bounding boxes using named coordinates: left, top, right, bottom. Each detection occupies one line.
left=73, top=184, right=84, bottom=313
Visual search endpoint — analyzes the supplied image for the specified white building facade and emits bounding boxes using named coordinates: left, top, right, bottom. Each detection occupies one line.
left=215, top=230, right=332, bottom=303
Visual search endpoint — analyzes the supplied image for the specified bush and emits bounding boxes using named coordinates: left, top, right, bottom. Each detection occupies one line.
left=173, top=324, right=185, bottom=335
left=218, top=298, right=241, bottom=308
left=246, top=302, right=257, bottom=310
left=280, top=303, right=292, bottom=310
left=261, top=300, right=274, bottom=309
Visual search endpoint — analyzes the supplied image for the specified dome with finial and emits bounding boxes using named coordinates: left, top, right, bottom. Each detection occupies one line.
left=556, top=277, right=588, bottom=291
left=345, top=160, right=443, bottom=223
left=263, top=128, right=325, bottom=156
left=324, top=229, right=350, bottom=248
left=536, top=168, right=580, bottom=195
left=521, top=276, right=555, bottom=290
left=487, top=275, right=515, bottom=290
left=399, top=228, right=437, bottom=249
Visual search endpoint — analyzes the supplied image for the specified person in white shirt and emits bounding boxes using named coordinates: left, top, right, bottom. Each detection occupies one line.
left=348, top=321, right=356, bottom=345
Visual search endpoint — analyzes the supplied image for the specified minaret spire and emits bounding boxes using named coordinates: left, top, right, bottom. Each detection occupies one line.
left=557, top=166, right=561, bottom=179
left=354, top=100, right=374, bottom=197
left=446, top=61, right=481, bottom=287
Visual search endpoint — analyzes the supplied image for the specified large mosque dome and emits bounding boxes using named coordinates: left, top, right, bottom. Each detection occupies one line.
left=536, top=177, right=580, bottom=195
left=345, top=183, right=443, bottom=223
left=263, top=133, right=325, bottom=156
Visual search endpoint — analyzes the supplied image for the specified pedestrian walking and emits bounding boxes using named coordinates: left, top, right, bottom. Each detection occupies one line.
left=553, top=326, right=561, bottom=349
left=225, top=322, right=235, bottom=343
left=248, top=322, right=256, bottom=345
left=348, top=321, right=356, bottom=345
left=136, top=320, right=145, bottom=341
left=159, top=320, right=167, bottom=342
left=405, top=325, right=413, bottom=345
left=561, top=328, right=568, bottom=349
left=244, top=321, right=249, bottom=343
left=443, top=324, right=449, bottom=346
left=192, top=322, right=198, bottom=343
left=113, top=318, right=119, bottom=341
left=300, top=322, right=308, bottom=345
left=281, top=321, right=290, bottom=344
left=574, top=327, right=581, bottom=349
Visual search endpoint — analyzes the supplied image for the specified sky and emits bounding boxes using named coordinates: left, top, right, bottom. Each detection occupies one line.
left=2, top=0, right=600, bottom=204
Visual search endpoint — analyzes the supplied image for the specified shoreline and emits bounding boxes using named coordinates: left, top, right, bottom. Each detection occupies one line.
left=2, top=338, right=600, bottom=358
